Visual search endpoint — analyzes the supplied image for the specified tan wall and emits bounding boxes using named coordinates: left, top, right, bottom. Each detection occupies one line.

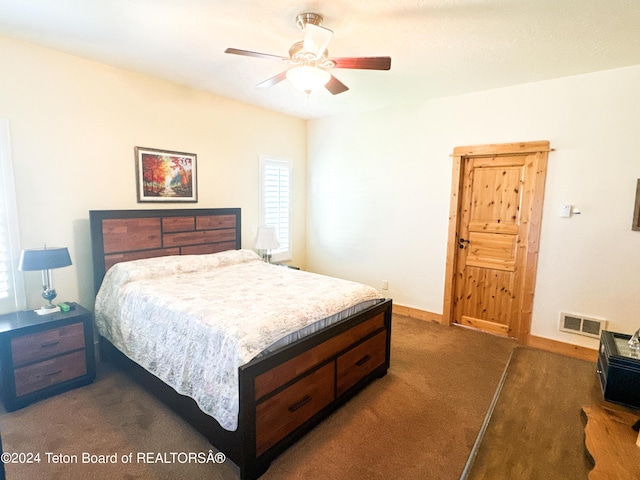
left=0, top=34, right=307, bottom=310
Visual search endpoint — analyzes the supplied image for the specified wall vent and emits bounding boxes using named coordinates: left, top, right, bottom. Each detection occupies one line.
left=559, top=312, right=607, bottom=339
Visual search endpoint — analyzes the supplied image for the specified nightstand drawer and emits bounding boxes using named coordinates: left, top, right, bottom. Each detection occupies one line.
left=14, top=350, right=87, bottom=397
left=0, top=304, right=96, bottom=411
left=11, top=322, right=85, bottom=366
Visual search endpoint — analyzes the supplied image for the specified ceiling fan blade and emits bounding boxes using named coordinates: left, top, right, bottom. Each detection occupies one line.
left=331, top=56, right=391, bottom=70
left=225, top=48, right=287, bottom=62
left=303, top=23, right=333, bottom=58
left=256, top=71, right=288, bottom=89
left=325, top=75, right=349, bottom=95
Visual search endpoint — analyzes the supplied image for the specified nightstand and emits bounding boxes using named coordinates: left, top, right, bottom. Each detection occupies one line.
left=0, top=303, right=96, bottom=411
left=597, top=330, right=640, bottom=409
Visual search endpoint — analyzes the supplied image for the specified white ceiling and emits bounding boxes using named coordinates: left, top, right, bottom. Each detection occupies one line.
left=1, top=0, right=640, bottom=119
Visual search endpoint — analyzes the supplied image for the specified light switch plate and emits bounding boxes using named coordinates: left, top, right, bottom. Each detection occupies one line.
left=560, top=204, right=572, bottom=218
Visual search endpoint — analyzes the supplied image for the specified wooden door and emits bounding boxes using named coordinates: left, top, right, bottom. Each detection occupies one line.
left=442, top=141, right=550, bottom=343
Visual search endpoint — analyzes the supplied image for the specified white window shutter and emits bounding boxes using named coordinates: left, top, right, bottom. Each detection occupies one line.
left=0, top=119, right=25, bottom=313
left=259, top=156, right=292, bottom=262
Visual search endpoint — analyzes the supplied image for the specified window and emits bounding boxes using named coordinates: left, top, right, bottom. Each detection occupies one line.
left=259, top=155, right=292, bottom=262
left=0, top=119, right=25, bottom=314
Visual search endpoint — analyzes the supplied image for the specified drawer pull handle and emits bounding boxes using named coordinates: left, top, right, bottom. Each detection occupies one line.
left=44, top=370, right=62, bottom=377
left=288, top=395, right=312, bottom=413
left=356, top=355, right=371, bottom=367
left=40, top=340, right=60, bottom=348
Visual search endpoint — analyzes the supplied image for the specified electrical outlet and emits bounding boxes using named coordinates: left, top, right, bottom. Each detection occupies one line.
left=382, top=280, right=388, bottom=290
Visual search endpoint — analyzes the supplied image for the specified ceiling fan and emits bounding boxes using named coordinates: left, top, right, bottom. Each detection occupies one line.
left=224, top=13, right=391, bottom=95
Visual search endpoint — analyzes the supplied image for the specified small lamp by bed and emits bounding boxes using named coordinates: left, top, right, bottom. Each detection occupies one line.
left=18, top=245, right=72, bottom=315
left=255, top=225, right=280, bottom=263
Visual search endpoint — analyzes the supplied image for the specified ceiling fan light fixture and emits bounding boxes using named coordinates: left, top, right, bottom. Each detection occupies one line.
left=286, top=65, right=331, bottom=94
left=225, top=12, right=391, bottom=96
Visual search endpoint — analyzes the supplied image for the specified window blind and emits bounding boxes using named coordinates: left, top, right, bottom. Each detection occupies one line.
left=0, top=119, right=25, bottom=313
left=0, top=195, right=10, bottom=300
left=259, top=156, right=291, bottom=261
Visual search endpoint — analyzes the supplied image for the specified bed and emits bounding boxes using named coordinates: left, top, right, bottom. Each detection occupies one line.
left=89, top=208, right=392, bottom=480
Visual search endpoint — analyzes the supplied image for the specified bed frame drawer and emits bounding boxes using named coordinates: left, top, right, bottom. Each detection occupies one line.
left=255, top=362, right=334, bottom=456
left=254, top=312, right=385, bottom=400
left=337, top=331, right=387, bottom=397
left=11, top=322, right=85, bottom=366
left=13, top=350, right=88, bottom=397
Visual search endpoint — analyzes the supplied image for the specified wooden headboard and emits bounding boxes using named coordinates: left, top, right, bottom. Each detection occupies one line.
left=89, top=208, right=241, bottom=293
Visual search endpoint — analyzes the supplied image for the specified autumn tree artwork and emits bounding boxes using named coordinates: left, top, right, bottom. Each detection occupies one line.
left=135, top=147, right=197, bottom=202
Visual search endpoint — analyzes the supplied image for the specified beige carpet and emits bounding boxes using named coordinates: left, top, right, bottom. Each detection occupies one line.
left=463, top=347, right=600, bottom=480
left=1, top=315, right=518, bottom=480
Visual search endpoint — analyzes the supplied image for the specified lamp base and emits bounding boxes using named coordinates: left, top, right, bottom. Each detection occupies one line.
left=35, top=305, right=61, bottom=315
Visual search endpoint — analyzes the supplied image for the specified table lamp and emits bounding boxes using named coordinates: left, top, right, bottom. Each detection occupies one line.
left=18, top=245, right=72, bottom=315
left=255, top=226, right=280, bottom=263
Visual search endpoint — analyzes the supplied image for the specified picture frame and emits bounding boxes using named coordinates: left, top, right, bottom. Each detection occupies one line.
left=135, top=147, right=197, bottom=203
left=633, top=179, right=640, bottom=231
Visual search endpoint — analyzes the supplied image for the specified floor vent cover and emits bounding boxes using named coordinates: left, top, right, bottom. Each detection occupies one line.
left=559, top=313, right=607, bottom=339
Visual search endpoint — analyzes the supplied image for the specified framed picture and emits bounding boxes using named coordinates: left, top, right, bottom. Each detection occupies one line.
left=135, top=147, right=197, bottom=203
left=633, top=179, right=640, bottom=231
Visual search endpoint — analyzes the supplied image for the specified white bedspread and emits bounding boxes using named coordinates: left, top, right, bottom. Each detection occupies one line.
left=94, top=249, right=383, bottom=431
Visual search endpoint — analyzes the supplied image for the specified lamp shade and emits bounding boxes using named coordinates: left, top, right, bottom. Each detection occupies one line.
left=255, top=226, right=280, bottom=251
left=286, top=66, right=331, bottom=94
left=18, top=247, right=72, bottom=271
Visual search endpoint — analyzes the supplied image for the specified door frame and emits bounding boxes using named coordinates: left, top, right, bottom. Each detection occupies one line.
left=441, top=141, right=551, bottom=344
